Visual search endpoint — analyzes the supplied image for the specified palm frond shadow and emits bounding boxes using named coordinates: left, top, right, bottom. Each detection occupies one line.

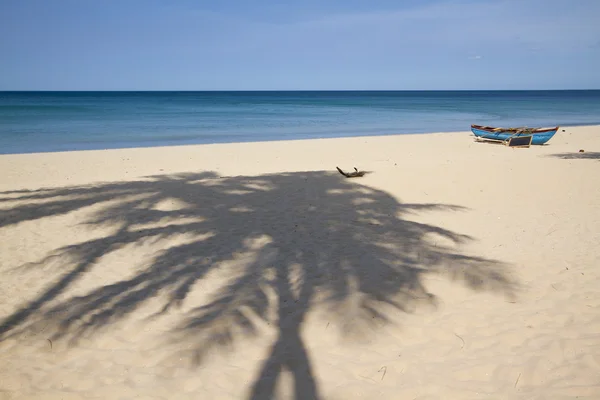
left=547, top=152, right=600, bottom=160
left=0, top=170, right=519, bottom=400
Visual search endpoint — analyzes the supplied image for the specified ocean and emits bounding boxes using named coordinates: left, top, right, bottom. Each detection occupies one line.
left=1, top=90, right=600, bottom=154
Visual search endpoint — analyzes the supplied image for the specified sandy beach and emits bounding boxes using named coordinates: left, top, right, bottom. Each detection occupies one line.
left=1, top=126, right=599, bottom=400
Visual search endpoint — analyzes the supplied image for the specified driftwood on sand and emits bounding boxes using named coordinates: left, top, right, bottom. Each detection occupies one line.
left=336, top=167, right=369, bottom=178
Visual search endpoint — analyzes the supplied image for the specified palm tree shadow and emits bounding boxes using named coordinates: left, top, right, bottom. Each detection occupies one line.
left=0, top=170, right=519, bottom=400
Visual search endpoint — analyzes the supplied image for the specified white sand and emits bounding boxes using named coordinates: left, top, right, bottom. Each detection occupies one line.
left=1, top=127, right=599, bottom=400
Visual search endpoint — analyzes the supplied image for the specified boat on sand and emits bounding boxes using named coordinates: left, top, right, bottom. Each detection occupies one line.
left=471, top=124, right=559, bottom=145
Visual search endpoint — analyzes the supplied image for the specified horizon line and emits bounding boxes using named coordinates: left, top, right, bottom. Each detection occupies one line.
left=2, top=88, right=600, bottom=93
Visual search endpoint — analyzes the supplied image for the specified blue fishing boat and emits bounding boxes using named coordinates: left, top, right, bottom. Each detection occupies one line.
left=471, top=124, right=559, bottom=145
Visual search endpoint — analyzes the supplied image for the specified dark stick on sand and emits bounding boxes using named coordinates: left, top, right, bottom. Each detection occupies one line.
left=336, top=166, right=369, bottom=178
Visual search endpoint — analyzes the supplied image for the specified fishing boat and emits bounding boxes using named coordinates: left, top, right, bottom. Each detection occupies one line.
left=471, top=124, right=559, bottom=145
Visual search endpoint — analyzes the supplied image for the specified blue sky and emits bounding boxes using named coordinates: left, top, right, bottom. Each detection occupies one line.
left=1, top=0, right=599, bottom=90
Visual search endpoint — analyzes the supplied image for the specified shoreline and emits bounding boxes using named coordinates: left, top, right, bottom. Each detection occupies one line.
left=2, top=128, right=466, bottom=157
left=1, top=124, right=597, bottom=192
left=1, top=124, right=597, bottom=157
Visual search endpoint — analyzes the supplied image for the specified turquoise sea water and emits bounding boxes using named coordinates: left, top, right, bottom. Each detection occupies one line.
left=1, top=90, right=600, bottom=154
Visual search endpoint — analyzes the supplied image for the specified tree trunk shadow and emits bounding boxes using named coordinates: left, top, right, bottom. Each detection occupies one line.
left=249, top=256, right=319, bottom=400
left=250, top=329, right=319, bottom=400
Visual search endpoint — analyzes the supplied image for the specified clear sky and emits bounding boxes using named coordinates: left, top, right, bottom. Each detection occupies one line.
left=1, top=0, right=599, bottom=90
